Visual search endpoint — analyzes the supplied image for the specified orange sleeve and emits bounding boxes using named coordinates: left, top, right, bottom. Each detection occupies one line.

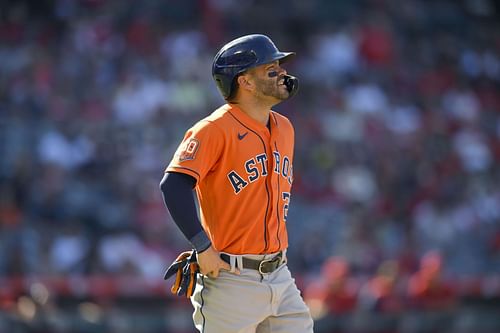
left=166, top=120, right=224, bottom=184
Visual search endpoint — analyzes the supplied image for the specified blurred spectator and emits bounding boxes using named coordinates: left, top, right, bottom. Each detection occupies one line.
left=97, top=229, right=166, bottom=279
left=407, top=251, right=457, bottom=311
left=49, top=220, right=90, bottom=274
left=358, top=260, right=403, bottom=313
left=305, top=256, right=361, bottom=333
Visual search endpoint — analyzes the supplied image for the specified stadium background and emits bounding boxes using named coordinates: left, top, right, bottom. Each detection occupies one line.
left=1, top=0, right=499, bottom=332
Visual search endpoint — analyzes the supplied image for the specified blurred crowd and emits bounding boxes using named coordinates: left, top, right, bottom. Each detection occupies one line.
left=1, top=0, right=500, bottom=331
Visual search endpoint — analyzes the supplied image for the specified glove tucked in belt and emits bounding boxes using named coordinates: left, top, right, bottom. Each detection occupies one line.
left=220, top=252, right=284, bottom=274
left=163, top=250, right=199, bottom=298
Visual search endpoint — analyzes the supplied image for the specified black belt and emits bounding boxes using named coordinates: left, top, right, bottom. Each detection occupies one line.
left=220, top=252, right=284, bottom=274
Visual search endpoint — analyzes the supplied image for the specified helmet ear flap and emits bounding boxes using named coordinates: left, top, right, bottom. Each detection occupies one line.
left=225, top=74, right=241, bottom=101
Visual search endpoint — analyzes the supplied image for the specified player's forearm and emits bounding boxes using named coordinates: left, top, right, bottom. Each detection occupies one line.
left=160, top=172, right=211, bottom=253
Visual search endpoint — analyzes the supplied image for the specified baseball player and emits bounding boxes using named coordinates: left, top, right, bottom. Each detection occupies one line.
left=160, top=34, right=313, bottom=333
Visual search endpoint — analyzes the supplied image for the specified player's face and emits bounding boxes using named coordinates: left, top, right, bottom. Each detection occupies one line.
left=248, top=61, right=289, bottom=101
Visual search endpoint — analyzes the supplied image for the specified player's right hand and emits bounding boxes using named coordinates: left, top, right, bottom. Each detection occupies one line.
left=197, top=246, right=239, bottom=278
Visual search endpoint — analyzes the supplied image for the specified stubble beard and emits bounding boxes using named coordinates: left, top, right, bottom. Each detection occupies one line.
left=255, top=77, right=289, bottom=101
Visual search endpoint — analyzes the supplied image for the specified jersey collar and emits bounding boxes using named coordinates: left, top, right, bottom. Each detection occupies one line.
left=225, top=103, right=278, bottom=135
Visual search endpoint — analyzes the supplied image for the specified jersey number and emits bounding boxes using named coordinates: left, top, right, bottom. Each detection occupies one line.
left=282, top=192, right=290, bottom=222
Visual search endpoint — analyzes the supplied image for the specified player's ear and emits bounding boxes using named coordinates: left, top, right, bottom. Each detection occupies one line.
left=237, top=74, right=253, bottom=91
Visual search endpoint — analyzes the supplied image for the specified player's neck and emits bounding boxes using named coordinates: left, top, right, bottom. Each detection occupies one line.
left=239, top=104, right=270, bottom=125
left=233, top=97, right=272, bottom=126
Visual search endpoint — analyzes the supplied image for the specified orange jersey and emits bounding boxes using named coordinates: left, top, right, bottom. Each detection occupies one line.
left=166, top=104, right=294, bottom=255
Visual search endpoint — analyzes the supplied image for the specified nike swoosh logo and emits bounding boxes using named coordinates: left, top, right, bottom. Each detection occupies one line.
left=238, top=132, right=248, bottom=140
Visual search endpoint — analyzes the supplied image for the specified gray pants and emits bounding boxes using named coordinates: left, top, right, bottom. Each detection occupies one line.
left=191, top=255, right=314, bottom=333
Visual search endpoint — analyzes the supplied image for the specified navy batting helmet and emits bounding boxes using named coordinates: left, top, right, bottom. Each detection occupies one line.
left=212, top=34, right=296, bottom=100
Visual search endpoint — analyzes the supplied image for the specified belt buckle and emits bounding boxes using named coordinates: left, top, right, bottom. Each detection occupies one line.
left=258, top=254, right=281, bottom=274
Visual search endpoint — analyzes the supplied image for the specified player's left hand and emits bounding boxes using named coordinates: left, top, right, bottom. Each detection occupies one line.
left=197, top=246, right=240, bottom=278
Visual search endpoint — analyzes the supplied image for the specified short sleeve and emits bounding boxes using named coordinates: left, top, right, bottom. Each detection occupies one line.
left=166, top=120, right=224, bottom=184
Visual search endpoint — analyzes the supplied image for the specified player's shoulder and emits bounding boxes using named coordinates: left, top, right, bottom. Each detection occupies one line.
left=270, top=110, right=294, bottom=132
left=194, top=104, right=235, bottom=128
left=203, top=104, right=233, bottom=123
left=189, top=104, right=231, bottom=133
left=270, top=110, right=292, bottom=124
